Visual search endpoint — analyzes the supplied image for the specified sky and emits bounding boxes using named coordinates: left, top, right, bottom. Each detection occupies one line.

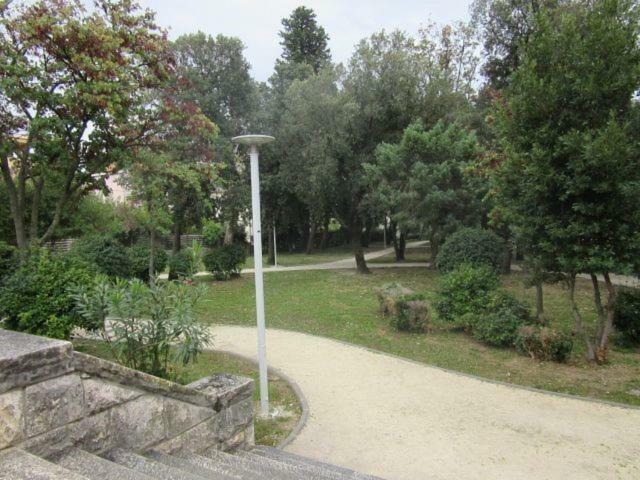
left=138, top=0, right=473, bottom=82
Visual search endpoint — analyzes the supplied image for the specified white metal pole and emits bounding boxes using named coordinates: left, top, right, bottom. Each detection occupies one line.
left=249, top=144, right=269, bottom=416
left=273, top=222, right=278, bottom=267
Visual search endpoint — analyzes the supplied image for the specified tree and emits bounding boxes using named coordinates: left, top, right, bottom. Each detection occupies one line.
left=0, top=0, right=172, bottom=253
left=279, top=6, right=331, bottom=73
left=492, top=0, right=640, bottom=363
left=366, top=121, right=482, bottom=261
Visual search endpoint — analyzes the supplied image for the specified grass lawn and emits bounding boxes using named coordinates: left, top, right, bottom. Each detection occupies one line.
left=197, top=268, right=640, bottom=406
left=72, top=339, right=302, bottom=446
left=242, top=242, right=387, bottom=268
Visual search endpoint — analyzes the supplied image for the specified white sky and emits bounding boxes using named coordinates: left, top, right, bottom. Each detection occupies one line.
left=139, top=0, right=473, bottom=82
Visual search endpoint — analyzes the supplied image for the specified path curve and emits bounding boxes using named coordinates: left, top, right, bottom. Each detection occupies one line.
left=211, top=325, right=640, bottom=480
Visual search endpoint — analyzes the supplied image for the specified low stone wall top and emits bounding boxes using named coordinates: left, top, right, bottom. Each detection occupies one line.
left=0, top=329, right=254, bottom=458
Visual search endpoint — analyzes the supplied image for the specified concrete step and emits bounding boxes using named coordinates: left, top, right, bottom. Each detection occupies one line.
left=0, top=448, right=89, bottom=480
left=105, top=448, right=207, bottom=480
left=146, top=451, right=264, bottom=480
left=199, top=447, right=336, bottom=480
left=56, top=448, right=153, bottom=480
left=250, top=446, right=386, bottom=480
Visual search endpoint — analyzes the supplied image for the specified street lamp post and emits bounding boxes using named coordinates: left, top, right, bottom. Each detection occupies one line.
left=231, top=134, right=274, bottom=417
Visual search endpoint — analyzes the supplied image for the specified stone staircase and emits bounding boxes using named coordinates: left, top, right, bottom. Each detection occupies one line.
left=0, top=445, right=384, bottom=479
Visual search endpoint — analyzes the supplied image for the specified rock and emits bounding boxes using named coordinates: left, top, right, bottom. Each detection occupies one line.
left=0, top=389, right=23, bottom=448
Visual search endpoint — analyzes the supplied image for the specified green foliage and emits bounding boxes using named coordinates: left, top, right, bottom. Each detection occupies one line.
left=436, top=228, right=506, bottom=272
left=74, top=277, right=210, bottom=378
left=202, top=220, right=225, bottom=247
left=0, top=241, right=17, bottom=280
left=168, top=249, right=197, bottom=280
left=376, top=282, right=414, bottom=316
left=472, top=310, right=529, bottom=347
left=614, top=288, right=640, bottom=344
left=435, top=264, right=500, bottom=325
left=129, top=243, right=168, bottom=282
left=0, top=251, right=95, bottom=339
left=72, top=236, right=132, bottom=279
left=515, top=326, right=573, bottom=362
left=279, top=6, right=331, bottom=73
left=203, top=244, right=246, bottom=280
left=392, top=294, right=430, bottom=333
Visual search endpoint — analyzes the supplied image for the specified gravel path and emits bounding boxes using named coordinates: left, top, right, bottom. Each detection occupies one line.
left=212, top=325, right=640, bottom=480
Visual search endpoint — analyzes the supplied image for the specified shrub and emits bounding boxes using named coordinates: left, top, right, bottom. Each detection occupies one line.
left=0, top=241, right=17, bottom=280
left=129, top=242, right=168, bottom=281
left=613, top=288, right=640, bottom=343
left=0, top=251, right=95, bottom=339
left=435, top=228, right=506, bottom=272
left=74, top=277, right=211, bottom=378
left=515, top=326, right=573, bottom=362
left=203, top=244, right=246, bottom=280
left=472, top=310, right=529, bottom=347
left=435, top=264, right=500, bottom=325
left=72, top=235, right=131, bottom=278
left=486, top=290, right=531, bottom=323
left=376, top=282, right=414, bottom=316
left=168, top=249, right=197, bottom=280
left=202, top=219, right=224, bottom=247
left=393, top=294, right=430, bottom=332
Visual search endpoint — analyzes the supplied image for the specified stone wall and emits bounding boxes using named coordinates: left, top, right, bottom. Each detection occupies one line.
left=0, top=329, right=254, bottom=458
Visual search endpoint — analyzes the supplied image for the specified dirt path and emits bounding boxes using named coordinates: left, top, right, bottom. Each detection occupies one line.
left=212, top=325, right=640, bottom=480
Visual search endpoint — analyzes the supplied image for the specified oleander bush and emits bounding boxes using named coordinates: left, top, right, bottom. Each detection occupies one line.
left=515, top=326, right=574, bottom=362
left=0, top=251, right=95, bottom=339
left=203, top=243, right=246, bottom=280
left=168, top=249, right=197, bottom=280
left=435, top=264, right=500, bottom=326
left=435, top=228, right=506, bottom=273
left=74, top=277, right=210, bottom=378
left=613, top=288, right=640, bottom=344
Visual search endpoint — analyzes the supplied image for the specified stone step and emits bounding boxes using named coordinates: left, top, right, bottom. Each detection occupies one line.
left=233, top=449, right=343, bottom=480
left=0, top=448, right=89, bottom=480
left=147, top=450, right=257, bottom=480
left=105, top=448, right=208, bottom=480
left=199, top=448, right=336, bottom=480
left=250, top=446, right=386, bottom=480
left=56, top=448, right=153, bottom=480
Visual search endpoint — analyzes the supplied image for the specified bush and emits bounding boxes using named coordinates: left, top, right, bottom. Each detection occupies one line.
left=0, top=241, right=17, bottom=280
left=75, top=277, right=210, bottom=378
left=515, top=326, right=573, bottom=362
left=436, top=228, right=506, bottom=273
left=472, top=310, right=529, bottom=347
left=376, top=282, right=414, bottom=316
left=202, top=219, right=224, bottom=247
left=613, top=288, right=640, bottom=343
left=0, top=251, right=95, bottom=339
left=203, top=244, right=246, bottom=280
left=72, top=235, right=131, bottom=278
left=129, top=242, right=168, bottom=281
left=168, top=249, right=197, bottom=280
left=435, top=264, right=500, bottom=325
left=393, top=294, right=430, bottom=332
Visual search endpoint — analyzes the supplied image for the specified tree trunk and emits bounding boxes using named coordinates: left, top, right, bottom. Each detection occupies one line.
left=267, top=223, right=275, bottom=265
left=535, top=281, right=544, bottom=322
left=394, top=231, right=406, bottom=261
left=223, top=215, right=235, bottom=245
left=305, top=219, right=316, bottom=254
left=1, top=156, right=28, bottom=252
left=350, top=218, right=369, bottom=274
left=598, top=272, right=617, bottom=363
left=502, top=247, right=512, bottom=274
left=568, top=274, right=597, bottom=362
left=149, top=229, right=156, bottom=284
left=29, top=178, right=44, bottom=242
left=172, top=221, right=182, bottom=255
left=319, top=217, right=329, bottom=250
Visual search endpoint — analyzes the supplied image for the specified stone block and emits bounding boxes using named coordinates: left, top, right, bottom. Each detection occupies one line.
left=109, top=395, right=165, bottom=450
left=154, top=416, right=218, bottom=454
left=0, top=329, right=73, bottom=394
left=24, top=374, right=84, bottom=437
left=188, top=374, right=253, bottom=409
left=0, top=389, right=23, bottom=449
left=82, top=378, right=142, bottom=415
left=214, top=397, right=253, bottom=441
left=163, top=398, right=215, bottom=435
